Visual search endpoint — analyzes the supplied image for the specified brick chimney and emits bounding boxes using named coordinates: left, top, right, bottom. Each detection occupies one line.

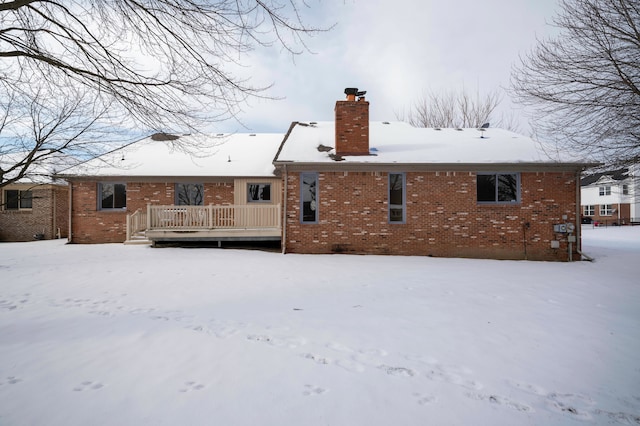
left=335, top=88, right=369, bottom=156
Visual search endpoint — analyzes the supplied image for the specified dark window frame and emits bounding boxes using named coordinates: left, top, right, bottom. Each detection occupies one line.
left=98, top=182, right=127, bottom=210
left=3, top=189, right=33, bottom=210
left=477, top=172, right=520, bottom=204
left=175, top=183, right=204, bottom=206
left=247, top=183, right=272, bottom=203
left=300, top=172, right=318, bottom=224
left=388, top=172, right=406, bottom=224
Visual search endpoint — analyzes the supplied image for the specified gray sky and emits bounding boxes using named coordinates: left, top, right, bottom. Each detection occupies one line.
left=215, top=0, right=561, bottom=134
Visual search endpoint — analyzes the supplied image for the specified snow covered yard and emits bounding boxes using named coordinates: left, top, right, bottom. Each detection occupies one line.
left=1, top=227, right=639, bottom=425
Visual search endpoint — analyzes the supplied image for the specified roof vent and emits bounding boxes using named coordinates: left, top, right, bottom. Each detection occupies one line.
left=250, top=133, right=256, bottom=136
left=151, top=132, right=180, bottom=141
left=382, top=121, right=390, bottom=125
left=317, top=144, right=333, bottom=152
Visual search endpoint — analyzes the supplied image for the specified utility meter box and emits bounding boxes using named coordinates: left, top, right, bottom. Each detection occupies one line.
left=554, top=224, right=568, bottom=233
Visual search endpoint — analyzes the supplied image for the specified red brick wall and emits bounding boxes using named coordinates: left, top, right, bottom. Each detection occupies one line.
left=0, top=185, right=68, bottom=242
left=335, top=100, right=370, bottom=156
left=70, top=180, right=234, bottom=243
left=283, top=171, right=579, bottom=261
left=585, top=203, right=631, bottom=224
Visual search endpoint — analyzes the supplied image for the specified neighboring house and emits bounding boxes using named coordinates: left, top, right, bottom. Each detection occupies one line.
left=59, top=132, right=284, bottom=244
left=0, top=155, right=69, bottom=242
left=580, top=166, right=639, bottom=225
left=272, top=88, right=597, bottom=261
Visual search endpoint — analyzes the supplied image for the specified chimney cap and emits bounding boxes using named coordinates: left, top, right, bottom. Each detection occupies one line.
left=344, top=88, right=359, bottom=95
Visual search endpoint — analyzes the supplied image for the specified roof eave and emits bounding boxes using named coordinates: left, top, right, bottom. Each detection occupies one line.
left=272, top=161, right=600, bottom=173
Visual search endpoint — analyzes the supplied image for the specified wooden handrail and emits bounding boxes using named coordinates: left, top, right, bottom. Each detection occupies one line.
left=147, top=204, right=280, bottom=230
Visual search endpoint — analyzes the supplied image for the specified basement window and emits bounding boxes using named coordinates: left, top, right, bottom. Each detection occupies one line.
left=98, top=183, right=126, bottom=210
left=247, top=183, right=271, bottom=203
left=3, top=189, right=32, bottom=210
left=477, top=173, right=520, bottom=204
left=176, top=183, right=204, bottom=205
left=300, top=173, right=318, bottom=223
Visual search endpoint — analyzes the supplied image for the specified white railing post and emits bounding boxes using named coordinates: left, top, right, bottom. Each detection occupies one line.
left=147, top=204, right=152, bottom=230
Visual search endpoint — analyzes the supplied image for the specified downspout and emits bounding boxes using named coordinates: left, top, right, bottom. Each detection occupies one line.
left=575, top=170, right=594, bottom=261
left=68, top=182, right=73, bottom=243
left=52, top=187, right=56, bottom=239
left=282, top=164, right=288, bottom=254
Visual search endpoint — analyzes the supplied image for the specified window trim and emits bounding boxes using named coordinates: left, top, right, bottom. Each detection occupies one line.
left=600, top=204, right=613, bottom=216
left=599, top=186, right=611, bottom=196
left=476, top=172, right=521, bottom=204
left=247, top=182, right=272, bottom=203
left=300, top=172, right=318, bottom=224
left=175, top=183, right=204, bottom=206
left=583, top=205, right=595, bottom=216
left=388, top=172, right=406, bottom=224
left=98, top=182, right=127, bottom=210
left=3, top=189, right=33, bottom=211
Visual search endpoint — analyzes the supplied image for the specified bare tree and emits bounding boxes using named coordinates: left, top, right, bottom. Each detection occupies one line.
left=0, top=82, right=126, bottom=188
left=511, top=0, right=640, bottom=167
left=0, top=0, right=324, bottom=131
left=398, top=89, right=520, bottom=131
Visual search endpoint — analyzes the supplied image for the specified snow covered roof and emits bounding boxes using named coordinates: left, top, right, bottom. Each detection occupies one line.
left=0, top=152, right=72, bottom=185
left=580, top=167, right=632, bottom=186
left=60, top=132, right=284, bottom=179
left=274, top=121, right=592, bottom=168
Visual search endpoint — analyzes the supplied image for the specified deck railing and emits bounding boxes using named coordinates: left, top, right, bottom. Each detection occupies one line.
left=126, top=208, right=148, bottom=240
left=146, top=204, right=281, bottom=230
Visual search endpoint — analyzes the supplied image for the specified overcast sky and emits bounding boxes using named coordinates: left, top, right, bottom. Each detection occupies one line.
left=214, top=0, right=561, bottom=134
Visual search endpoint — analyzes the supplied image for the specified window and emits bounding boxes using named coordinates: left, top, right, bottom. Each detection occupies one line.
left=599, top=186, right=611, bottom=196
left=583, top=205, right=595, bottom=216
left=247, top=183, right=271, bottom=203
left=3, top=190, right=32, bottom=210
left=477, top=173, right=519, bottom=203
left=622, top=184, right=629, bottom=195
left=98, top=183, right=126, bottom=210
left=176, top=183, right=203, bottom=205
left=389, top=173, right=405, bottom=223
left=600, top=204, right=613, bottom=216
left=300, top=173, right=318, bottom=223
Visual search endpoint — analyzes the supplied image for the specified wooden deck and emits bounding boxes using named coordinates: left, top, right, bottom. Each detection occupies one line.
left=126, top=204, right=281, bottom=244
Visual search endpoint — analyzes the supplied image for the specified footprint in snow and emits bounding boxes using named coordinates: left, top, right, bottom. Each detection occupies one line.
left=378, top=365, right=417, bottom=377
left=413, top=392, right=436, bottom=405
left=179, top=381, right=206, bottom=393
left=1, top=376, right=23, bottom=386
left=73, top=381, right=105, bottom=392
left=465, top=392, right=533, bottom=413
left=302, top=384, right=327, bottom=396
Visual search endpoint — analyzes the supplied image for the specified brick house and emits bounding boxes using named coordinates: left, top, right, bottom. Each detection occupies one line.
left=0, top=182, right=69, bottom=242
left=60, top=132, right=284, bottom=244
left=1, top=152, right=70, bottom=242
left=272, top=89, right=596, bottom=261
left=61, top=89, right=596, bottom=261
left=580, top=165, right=639, bottom=225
